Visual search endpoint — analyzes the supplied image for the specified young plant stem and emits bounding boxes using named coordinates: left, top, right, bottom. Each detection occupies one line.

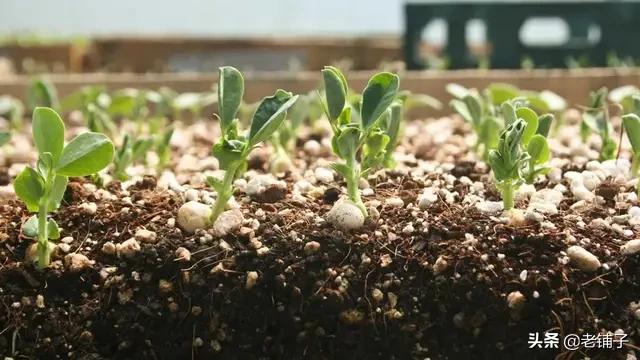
left=210, top=164, right=238, bottom=223
left=525, top=163, right=535, bottom=184
left=346, top=157, right=368, bottom=217
left=37, top=178, right=52, bottom=270
left=501, top=180, right=515, bottom=210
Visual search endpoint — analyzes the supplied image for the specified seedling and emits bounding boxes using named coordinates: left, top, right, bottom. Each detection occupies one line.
left=581, top=88, right=617, bottom=161
left=269, top=94, right=312, bottom=172
left=0, top=131, right=10, bottom=147
left=381, top=101, right=403, bottom=168
left=321, top=66, right=400, bottom=216
left=14, top=107, right=114, bottom=269
left=207, top=66, right=298, bottom=223
left=60, top=85, right=111, bottom=113
left=449, top=91, right=501, bottom=160
left=171, top=91, right=216, bottom=121
left=112, top=134, right=154, bottom=181
left=622, top=112, right=640, bottom=195
left=155, top=128, right=174, bottom=170
left=488, top=118, right=529, bottom=210
left=26, top=77, right=59, bottom=111
left=0, top=95, right=25, bottom=129
left=506, top=105, right=552, bottom=184
left=608, top=85, right=639, bottom=113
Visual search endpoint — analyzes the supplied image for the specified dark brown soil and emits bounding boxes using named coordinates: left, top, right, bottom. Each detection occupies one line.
left=1, top=165, right=639, bottom=360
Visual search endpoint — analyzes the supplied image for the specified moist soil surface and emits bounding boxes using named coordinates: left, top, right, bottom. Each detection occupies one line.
left=1, top=117, right=640, bottom=360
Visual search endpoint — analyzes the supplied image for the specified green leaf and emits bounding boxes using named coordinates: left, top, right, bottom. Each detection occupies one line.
left=32, top=107, right=65, bottom=163
left=445, top=83, right=470, bottom=99
left=56, top=133, right=115, bottom=177
left=330, top=162, right=352, bottom=179
left=488, top=83, right=519, bottom=105
left=464, top=95, right=482, bottom=125
left=0, top=132, right=10, bottom=147
left=218, top=66, right=244, bottom=131
left=322, top=66, right=348, bottom=122
left=48, top=175, right=68, bottom=211
left=539, top=90, right=566, bottom=112
left=249, top=90, right=298, bottom=147
left=488, top=150, right=508, bottom=181
left=385, top=103, right=402, bottom=147
left=360, top=72, right=399, bottom=130
left=623, top=114, right=640, bottom=153
left=21, top=216, right=60, bottom=242
left=334, top=125, right=360, bottom=159
left=212, top=138, right=246, bottom=170
left=536, top=114, right=553, bottom=137
left=479, top=116, right=502, bottom=150
left=400, top=92, right=441, bottom=110
left=14, top=167, right=44, bottom=212
left=27, top=78, right=59, bottom=111
left=516, top=107, right=539, bottom=146
left=22, top=215, right=39, bottom=238
left=206, top=175, right=225, bottom=193
left=450, top=99, right=472, bottom=122
left=48, top=219, right=60, bottom=239
left=501, top=102, right=517, bottom=126
left=37, top=152, right=54, bottom=179
left=527, top=135, right=550, bottom=165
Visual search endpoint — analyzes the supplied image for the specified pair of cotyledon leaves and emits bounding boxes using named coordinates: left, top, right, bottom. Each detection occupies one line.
left=14, top=107, right=114, bottom=213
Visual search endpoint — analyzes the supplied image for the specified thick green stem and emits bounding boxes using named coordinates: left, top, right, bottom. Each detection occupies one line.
left=210, top=165, right=238, bottom=223
left=346, top=158, right=368, bottom=217
left=524, top=162, right=535, bottom=184
left=37, top=197, right=49, bottom=270
left=502, top=181, right=515, bottom=210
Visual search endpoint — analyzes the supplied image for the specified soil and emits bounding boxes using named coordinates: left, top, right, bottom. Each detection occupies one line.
left=1, top=116, right=639, bottom=360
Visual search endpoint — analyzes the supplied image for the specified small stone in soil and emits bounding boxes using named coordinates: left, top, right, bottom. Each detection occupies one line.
left=326, top=199, right=365, bottom=231
left=175, top=247, right=191, bottom=262
left=567, top=245, right=601, bottom=272
left=177, top=201, right=213, bottom=233
left=102, top=242, right=116, bottom=255
left=116, top=238, right=141, bottom=258
left=304, top=241, right=321, bottom=255
left=64, top=253, right=94, bottom=273
left=135, top=229, right=157, bottom=243
left=79, top=202, right=98, bottom=215
left=621, top=239, right=640, bottom=255
left=245, top=271, right=259, bottom=289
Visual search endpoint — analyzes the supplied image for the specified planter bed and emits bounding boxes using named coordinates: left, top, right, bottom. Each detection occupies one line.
left=1, top=107, right=639, bottom=359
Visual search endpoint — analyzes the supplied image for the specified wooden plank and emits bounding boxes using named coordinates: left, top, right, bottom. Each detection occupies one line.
left=0, top=68, right=638, bottom=117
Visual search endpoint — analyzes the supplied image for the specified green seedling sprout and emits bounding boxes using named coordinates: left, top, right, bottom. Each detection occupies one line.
left=581, top=87, right=617, bottom=161
left=60, top=85, right=111, bottom=113
left=26, top=77, right=59, bottom=111
left=622, top=113, right=640, bottom=196
left=449, top=90, right=501, bottom=160
left=269, top=94, right=312, bottom=173
left=381, top=101, right=403, bottom=168
left=321, top=66, right=400, bottom=217
left=608, top=85, right=639, bottom=113
left=0, top=131, right=10, bottom=147
left=207, top=66, right=298, bottom=223
left=170, top=91, right=217, bottom=121
left=0, top=95, right=25, bottom=130
left=14, top=107, right=114, bottom=269
left=112, top=134, right=154, bottom=181
left=488, top=118, right=529, bottom=210
left=155, top=127, right=174, bottom=170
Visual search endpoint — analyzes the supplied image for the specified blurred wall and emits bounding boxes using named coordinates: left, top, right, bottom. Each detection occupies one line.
left=0, top=0, right=403, bottom=37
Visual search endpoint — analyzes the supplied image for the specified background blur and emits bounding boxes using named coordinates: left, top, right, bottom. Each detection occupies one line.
left=4, top=0, right=631, bottom=74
